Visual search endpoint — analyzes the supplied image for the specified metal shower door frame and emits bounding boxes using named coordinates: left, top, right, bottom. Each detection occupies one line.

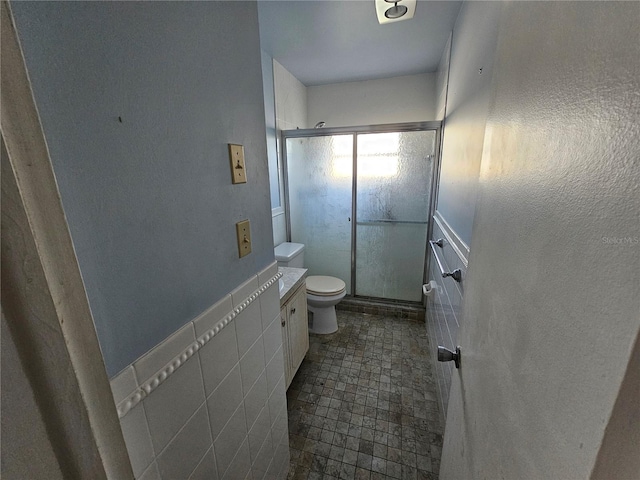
left=281, top=121, right=442, bottom=304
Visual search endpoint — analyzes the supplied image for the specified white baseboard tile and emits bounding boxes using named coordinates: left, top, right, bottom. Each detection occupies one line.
left=263, top=422, right=290, bottom=480
left=119, top=402, right=154, bottom=478
left=110, top=365, right=138, bottom=406
left=244, top=371, right=269, bottom=436
left=235, top=300, right=263, bottom=358
left=138, top=462, right=161, bottom=480
left=266, top=346, right=285, bottom=397
left=194, top=295, right=234, bottom=338
left=240, top=336, right=267, bottom=394
left=214, top=402, right=248, bottom=478
left=110, top=267, right=286, bottom=479
left=206, top=364, right=243, bottom=441
left=263, top=314, right=284, bottom=365
left=197, top=319, right=240, bottom=396
left=248, top=404, right=273, bottom=465
left=252, top=430, right=275, bottom=480
left=221, top=437, right=251, bottom=480
left=274, top=425, right=291, bottom=480
left=144, top=356, right=206, bottom=454
left=268, top=375, right=287, bottom=428
left=188, top=447, right=217, bottom=480
left=271, top=402, right=289, bottom=450
left=156, top=404, right=211, bottom=480
left=258, top=261, right=279, bottom=287
left=259, top=283, right=281, bottom=331
left=231, top=276, right=261, bottom=309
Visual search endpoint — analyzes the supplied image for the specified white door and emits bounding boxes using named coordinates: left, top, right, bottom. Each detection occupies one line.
left=439, top=2, right=640, bottom=479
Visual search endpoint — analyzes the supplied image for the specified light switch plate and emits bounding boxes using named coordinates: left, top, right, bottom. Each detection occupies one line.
left=228, top=144, right=247, bottom=184
left=236, top=220, right=252, bottom=258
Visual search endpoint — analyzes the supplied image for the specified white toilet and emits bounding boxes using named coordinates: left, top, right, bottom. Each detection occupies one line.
left=274, top=242, right=346, bottom=334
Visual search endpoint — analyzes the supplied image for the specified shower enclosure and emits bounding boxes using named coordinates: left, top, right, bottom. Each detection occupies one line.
left=283, top=122, right=440, bottom=303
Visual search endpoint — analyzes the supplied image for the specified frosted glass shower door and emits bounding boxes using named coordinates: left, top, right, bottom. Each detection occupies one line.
left=286, top=135, right=353, bottom=294
left=355, top=131, right=435, bottom=301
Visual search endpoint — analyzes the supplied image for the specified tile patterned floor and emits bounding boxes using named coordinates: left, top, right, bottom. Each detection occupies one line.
left=286, top=310, right=443, bottom=480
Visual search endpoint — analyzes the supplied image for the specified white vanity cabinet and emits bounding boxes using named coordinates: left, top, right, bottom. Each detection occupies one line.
left=280, top=282, right=309, bottom=388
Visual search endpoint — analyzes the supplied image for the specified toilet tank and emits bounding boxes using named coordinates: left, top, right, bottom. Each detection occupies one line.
left=274, top=242, right=305, bottom=268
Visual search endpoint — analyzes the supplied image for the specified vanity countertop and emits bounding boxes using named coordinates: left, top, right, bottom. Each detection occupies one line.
left=279, top=267, right=307, bottom=305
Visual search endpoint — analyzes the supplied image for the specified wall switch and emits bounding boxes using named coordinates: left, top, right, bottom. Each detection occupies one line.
left=228, top=144, right=247, bottom=184
left=236, top=219, right=252, bottom=258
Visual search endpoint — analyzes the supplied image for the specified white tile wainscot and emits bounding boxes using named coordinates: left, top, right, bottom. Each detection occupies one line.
left=110, top=261, right=290, bottom=480
left=278, top=267, right=309, bottom=388
left=426, top=212, right=468, bottom=426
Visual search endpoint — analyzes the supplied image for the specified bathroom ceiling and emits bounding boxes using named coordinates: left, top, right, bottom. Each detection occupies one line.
left=257, top=0, right=462, bottom=86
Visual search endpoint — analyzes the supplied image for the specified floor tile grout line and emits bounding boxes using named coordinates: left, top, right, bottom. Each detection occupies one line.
left=286, top=310, right=443, bottom=480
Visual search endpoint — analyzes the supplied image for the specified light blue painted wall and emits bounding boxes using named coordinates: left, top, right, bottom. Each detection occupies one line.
left=435, top=1, right=502, bottom=247
left=12, top=1, right=274, bottom=377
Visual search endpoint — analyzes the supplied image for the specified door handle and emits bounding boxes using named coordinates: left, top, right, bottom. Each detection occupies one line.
left=437, top=346, right=461, bottom=369
left=291, top=307, right=296, bottom=314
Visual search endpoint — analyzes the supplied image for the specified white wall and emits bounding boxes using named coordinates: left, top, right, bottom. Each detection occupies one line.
left=273, top=60, right=308, bottom=132
left=440, top=2, right=640, bottom=478
left=435, top=34, right=452, bottom=122
left=261, top=52, right=287, bottom=248
left=425, top=1, right=501, bottom=426
left=261, top=50, right=280, bottom=211
left=435, top=1, right=501, bottom=248
left=272, top=60, right=308, bottom=246
left=307, top=73, right=436, bottom=128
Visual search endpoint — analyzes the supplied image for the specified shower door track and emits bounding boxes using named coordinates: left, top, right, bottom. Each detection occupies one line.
left=281, top=121, right=442, bottom=304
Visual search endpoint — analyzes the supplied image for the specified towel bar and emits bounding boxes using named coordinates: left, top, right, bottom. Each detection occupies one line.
left=429, top=240, right=462, bottom=282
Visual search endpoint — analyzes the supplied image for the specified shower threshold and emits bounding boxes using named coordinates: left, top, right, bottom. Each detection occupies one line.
left=337, top=295, right=425, bottom=321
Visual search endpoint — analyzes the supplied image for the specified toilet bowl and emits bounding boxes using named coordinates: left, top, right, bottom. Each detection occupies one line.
left=274, top=242, right=346, bottom=334
left=306, top=275, right=346, bottom=334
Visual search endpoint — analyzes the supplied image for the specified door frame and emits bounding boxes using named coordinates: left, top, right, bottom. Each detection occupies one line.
left=1, top=2, right=133, bottom=477
left=281, top=121, right=442, bottom=303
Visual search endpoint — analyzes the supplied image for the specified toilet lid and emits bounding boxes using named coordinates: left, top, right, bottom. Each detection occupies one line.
left=306, top=276, right=346, bottom=296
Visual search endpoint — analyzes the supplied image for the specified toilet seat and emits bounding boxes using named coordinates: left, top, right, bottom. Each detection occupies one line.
left=306, top=275, right=346, bottom=296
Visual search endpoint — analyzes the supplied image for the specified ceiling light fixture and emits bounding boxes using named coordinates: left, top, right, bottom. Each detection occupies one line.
left=375, top=0, right=416, bottom=25
left=384, top=2, right=407, bottom=19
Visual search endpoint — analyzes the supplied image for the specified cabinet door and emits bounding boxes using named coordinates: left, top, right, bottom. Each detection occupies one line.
left=288, top=285, right=309, bottom=378
left=280, top=305, right=292, bottom=388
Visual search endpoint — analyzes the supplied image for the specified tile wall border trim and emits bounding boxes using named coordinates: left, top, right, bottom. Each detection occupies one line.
left=115, top=271, right=283, bottom=419
left=433, top=210, right=470, bottom=267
